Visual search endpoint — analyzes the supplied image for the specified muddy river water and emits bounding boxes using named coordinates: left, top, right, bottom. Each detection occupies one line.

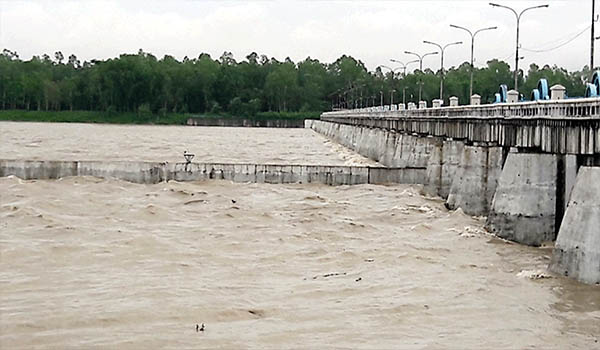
left=0, top=122, right=598, bottom=349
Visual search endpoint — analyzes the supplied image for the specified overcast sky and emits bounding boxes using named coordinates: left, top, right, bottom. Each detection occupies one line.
left=0, top=0, right=595, bottom=73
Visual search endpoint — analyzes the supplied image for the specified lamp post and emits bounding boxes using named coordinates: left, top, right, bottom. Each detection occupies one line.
left=592, top=0, right=597, bottom=70
left=423, top=40, right=462, bottom=101
left=450, top=24, right=497, bottom=98
left=390, top=89, right=396, bottom=106
left=389, top=59, right=420, bottom=76
left=379, top=90, right=384, bottom=106
left=489, top=2, right=549, bottom=91
left=402, top=86, right=409, bottom=106
left=404, top=50, right=438, bottom=102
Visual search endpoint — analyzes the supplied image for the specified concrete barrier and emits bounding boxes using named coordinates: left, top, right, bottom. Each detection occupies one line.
left=0, top=159, right=423, bottom=186
left=549, top=167, right=600, bottom=284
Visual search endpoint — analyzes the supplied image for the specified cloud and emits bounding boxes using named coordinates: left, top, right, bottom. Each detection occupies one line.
left=0, top=0, right=594, bottom=72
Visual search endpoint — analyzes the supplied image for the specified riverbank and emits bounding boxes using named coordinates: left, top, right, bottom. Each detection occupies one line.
left=0, top=110, right=320, bottom=125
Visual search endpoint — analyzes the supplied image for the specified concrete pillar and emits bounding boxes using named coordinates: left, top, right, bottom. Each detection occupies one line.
left=470, top=94, right=481, bottom=105
left=432, top=99, right=442, bottom=108
left=549, top=167, right=600, bottom=285
left=449, top=96, right=459, bottom=106
left=419, top=101, right=427, bottom=109
left=507, top=90, right=519, bottom=103
left=389, top=134, right=437, bottom=168
left=550, top=84, right=566, bottom=100
left=446, top=145, right=504, bottom=216
left=423, top=140, right=465, bottom=199
left=398, top=104, right=406, bottom=111
left=423, top=141, right=443, bottom=197
left=486, top=151, right=558, bottom=246
left=408, top=102, right=417, bottom=110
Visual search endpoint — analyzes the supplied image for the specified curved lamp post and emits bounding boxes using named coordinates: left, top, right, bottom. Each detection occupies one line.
left=404, top=51, right=438, bottom=102
left=423, top=40, right=463, bottom=101
left=489, top=2, right=549, bottom=91
left=450, top=24, right=497, bottom=98
left=389, top=59, right=420, bottom=76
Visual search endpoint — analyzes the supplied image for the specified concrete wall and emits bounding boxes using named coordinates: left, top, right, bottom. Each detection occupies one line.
left=306, top=119, right=435, bottom=169
left=549, top=167, right=600, bottom=284
left=0, top=159, right=422, bottom=186
left=188, top=117, right=307, bottom=128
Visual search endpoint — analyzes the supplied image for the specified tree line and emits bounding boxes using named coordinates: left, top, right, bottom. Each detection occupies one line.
left=0, top=48, right=593, bottom=116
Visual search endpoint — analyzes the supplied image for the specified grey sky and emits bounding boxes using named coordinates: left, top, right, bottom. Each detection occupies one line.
left=0, top=0, right=595, bottom=73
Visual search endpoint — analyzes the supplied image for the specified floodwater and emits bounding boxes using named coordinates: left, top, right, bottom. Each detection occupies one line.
left=0, top=121, right=377, bottom=166
left=0, top=122, right=599, bottom=349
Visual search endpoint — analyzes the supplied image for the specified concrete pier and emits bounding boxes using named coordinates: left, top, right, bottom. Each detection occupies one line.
left=445, top=145, right=504, bottom=216
left=422, top=140, right=465, bottom=199
left=549, top=167, right=600, bottom=284
left=486, top=151, right=558, bottom=246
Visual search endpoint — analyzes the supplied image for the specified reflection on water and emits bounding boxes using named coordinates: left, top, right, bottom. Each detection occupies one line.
left=1, top=177, right=598, bottom=349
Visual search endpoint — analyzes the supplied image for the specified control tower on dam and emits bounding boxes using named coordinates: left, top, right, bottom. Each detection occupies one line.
left=308, top=96, right=600, bottom=285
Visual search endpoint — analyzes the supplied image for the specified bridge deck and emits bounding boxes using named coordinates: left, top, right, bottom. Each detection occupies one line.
left=321, top=98, right=600, bottom=155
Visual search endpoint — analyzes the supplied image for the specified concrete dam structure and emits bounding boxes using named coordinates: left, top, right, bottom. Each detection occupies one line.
left=308, top=97, right=600, bottom=285
left=0, top=159, right=422, bottom=187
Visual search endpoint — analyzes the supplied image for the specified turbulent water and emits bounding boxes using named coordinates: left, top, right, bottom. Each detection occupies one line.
left=0, top=121, right=378, bottom=166
left=0, top=122, right=599, bottom=349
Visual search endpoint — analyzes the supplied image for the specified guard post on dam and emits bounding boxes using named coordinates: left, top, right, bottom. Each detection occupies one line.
left=307, top=87, right=600, bottom=285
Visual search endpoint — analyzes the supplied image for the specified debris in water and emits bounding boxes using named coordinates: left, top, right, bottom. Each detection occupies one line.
left=312, top=272, right=347, bottom=279
left=516, top=270, right=553, bottom=280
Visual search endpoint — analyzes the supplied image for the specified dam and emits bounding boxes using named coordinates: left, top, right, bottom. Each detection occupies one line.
left=308, top=97, right=600, bottom=285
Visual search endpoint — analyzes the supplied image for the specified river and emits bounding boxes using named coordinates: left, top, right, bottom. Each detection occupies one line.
left=0, top=122, right=598, bottom=349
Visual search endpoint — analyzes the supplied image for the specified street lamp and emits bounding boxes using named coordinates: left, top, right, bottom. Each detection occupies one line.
left=402, top=86, right=409, bottom=106
left=376, top=65, right=406, bottom=79
left=489, top=2, right=549, bottom=91
left=404, top=50, right=438, bottom=102
left=380, top=90, right=384, bottom=106
left=390, top=89, right=396, bottom=106
left=423, top=40, right=462, bottom=101
left=389, top=59, right=420, bottom=76
left=450, top=24, right=497, bottom=98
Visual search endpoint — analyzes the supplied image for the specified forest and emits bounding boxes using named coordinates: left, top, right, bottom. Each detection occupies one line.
left=0, top=48, right=594, bottom=119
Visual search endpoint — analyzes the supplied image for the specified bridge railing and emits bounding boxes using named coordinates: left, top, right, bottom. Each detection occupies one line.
left=323, top=98, right=600, bottom=119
